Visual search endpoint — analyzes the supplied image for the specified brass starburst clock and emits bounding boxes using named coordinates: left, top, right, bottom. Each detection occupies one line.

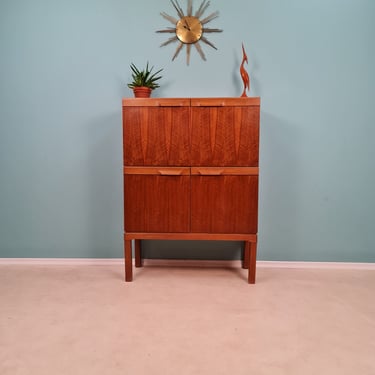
left=156, top=0, right=223, bottom=65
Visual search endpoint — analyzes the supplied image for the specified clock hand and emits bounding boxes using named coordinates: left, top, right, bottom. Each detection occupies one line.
left=184, top=19, right=191, bottom=31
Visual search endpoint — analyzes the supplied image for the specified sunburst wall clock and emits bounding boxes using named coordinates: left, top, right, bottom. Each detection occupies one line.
left=156, top=0, right=223, bottom=65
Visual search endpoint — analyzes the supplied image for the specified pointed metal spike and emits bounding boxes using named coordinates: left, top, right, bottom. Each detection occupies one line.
left=194, top=42, right=206, bottom=61
left=195, top=0, right=206, bottom=17
left=200, top=11, right=219, bottom=25
left=171, top=0, right=185, bottom=19
left=196, top=0, right=210, bottom=18
left=186, top=44, right=191, bottom=65
left=160, top=36, right=179, bottom=47
left=172, top=43, right=184, bottom=61
left=202, top=28, right=223, bottom=33
left=160, top=12, right=178, bottom=25
left=201, top=36, right=218, bottom=50
left=187, top=0, right=193, bottom=16
left=156, top=28, right=178, bottom=33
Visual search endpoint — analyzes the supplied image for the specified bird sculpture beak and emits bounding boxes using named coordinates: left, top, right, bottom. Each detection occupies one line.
left=242, top=43, right=248, bottom=63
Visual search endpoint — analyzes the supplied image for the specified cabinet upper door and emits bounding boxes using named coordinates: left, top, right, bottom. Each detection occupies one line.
left=123, top=99, right=190, bottom=166
left=191, top=98, right=260, bottom=167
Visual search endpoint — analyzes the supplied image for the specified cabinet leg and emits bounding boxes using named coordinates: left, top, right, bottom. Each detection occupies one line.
left=135, top=240, right=143, bottom=267
left=242, top=241, right=249, bottom=269
left=124, top=239, right=133, bottom=282
left=248, top=241, right=257, bottom=284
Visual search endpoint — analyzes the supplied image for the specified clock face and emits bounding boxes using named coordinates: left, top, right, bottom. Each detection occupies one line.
left=176, top=16, right=202, bottom=44
left=157, top=0, right=223, bottom=65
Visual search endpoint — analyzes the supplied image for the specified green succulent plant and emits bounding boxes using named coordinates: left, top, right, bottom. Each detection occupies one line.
left=127, top=62, right=163, bottom=90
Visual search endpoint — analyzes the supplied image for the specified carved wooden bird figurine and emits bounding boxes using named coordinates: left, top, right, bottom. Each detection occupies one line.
left=240, top=43, right=250, bottom=97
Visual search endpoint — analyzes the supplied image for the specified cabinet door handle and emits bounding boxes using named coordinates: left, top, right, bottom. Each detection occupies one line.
left=158, top=169, right=185, bottom=176
left=191, top=167, right=259, bottom=176
left=124, top=167, right=190, bottom=175
left=195, top=168, right=224, bottom=176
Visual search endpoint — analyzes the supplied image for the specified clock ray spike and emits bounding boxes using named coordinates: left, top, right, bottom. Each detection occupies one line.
left=160, top=36, right=179, bottom=47
left=171, top=0, right=185, bottom=19
left=201, top=36, right=218, bottom=50
left=186, top=44, right=191, bottom=65
left=194, top=0, right=205, bottom=17
left=156, top=28, right=177, bottom=33
left=202, top=28, right=223, bottom=33
left=187, top=0, right=193, bottom=16
left=160, top=12, right=178, bottom=25
left=172, top=42, right=184, bottom=61
left=195, top=0, right=210, bottom=18
left=194, top=42, right=206, bottom=61
left=200, top=11, right=219, bottom=25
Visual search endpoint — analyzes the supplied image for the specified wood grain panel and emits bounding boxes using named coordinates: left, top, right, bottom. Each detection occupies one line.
left=124, top=239, right=132, bottom=281
left=125, top=233, right=257, bottom=241
left=124, top=166, right=190, bottom=175
left=123, top=106, right=190, bottom=166
left=123, top=98, right=190, bottom=107
left=124, top=174, right=190, bottom=233
left=248, top=241, right=257, bottom=284
left=191, top=97, right=260, bottom=107
left=191, top=106, right=259, bottom=166
left=191, top=167, right=258, bottom=175
left=191, top=175, right=258, bottom=233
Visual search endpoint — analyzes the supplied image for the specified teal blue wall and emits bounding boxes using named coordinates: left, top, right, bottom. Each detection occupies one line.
left=1, top=0, right=374, bottom=261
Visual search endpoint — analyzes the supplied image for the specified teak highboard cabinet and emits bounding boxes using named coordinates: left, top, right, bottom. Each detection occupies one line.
left=122, top=97, right=260, bottom=283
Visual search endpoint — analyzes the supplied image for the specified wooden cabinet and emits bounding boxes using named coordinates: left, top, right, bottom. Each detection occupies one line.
left=123, top=97, right=260, bottom=283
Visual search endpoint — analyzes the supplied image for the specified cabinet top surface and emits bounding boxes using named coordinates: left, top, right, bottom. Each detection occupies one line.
left=122, top=97, right=260, bottom=107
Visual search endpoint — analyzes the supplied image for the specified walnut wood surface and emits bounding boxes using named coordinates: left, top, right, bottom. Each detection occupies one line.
left=123, top=98, right=190, bottom=107
left=191, top=106, right=259, bottom=166
left=124, top=174, right=190, bottom=233
left=134, top=240, right=142, bottom=267
left=191, top=175, right=258, bottom=233
left=122, top=97, right=260, bottom=107
left=124, top=166, right=190, bottom=175
left=191, top=97, right=260, bottom=107
left=242, top=242, right=249, bottom=269
left=123, top=106, right=190, bottom=166
left=122, top=97, right=260, bottom=283
left=125, top=233, right=257, bottom=241
left=191, top=167, right=258, bottom=175
left=248, top=241, right=257, bottom=284
left=125, top=166, right=258, bottom=175
left=124, top=239, right=132, bottom=281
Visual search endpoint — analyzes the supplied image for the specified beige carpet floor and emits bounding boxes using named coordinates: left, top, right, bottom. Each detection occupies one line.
left=0, top=264, right=374, bottom=375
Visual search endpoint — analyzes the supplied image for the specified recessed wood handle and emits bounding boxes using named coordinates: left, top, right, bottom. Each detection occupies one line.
left=157, top=99, right=190, bottom=107
left=124, top=167, right=190, bottom=175
left=194, top=168, right=224, bottom=176
left=158, top=169, right=185, bottom=176
left=191, top=167, right=259, bottom=176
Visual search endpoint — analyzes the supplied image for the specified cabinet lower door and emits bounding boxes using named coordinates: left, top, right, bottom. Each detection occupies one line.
left=124, top=168, right=190, bottom=233
left=191, top=169, right=258, bottom=234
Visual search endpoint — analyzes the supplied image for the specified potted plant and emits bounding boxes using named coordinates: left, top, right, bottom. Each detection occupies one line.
left=127, top=62, right=163, bottom=98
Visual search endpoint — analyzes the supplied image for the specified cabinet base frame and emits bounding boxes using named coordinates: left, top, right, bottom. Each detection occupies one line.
left=124, top=233, right=257, bottom=284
